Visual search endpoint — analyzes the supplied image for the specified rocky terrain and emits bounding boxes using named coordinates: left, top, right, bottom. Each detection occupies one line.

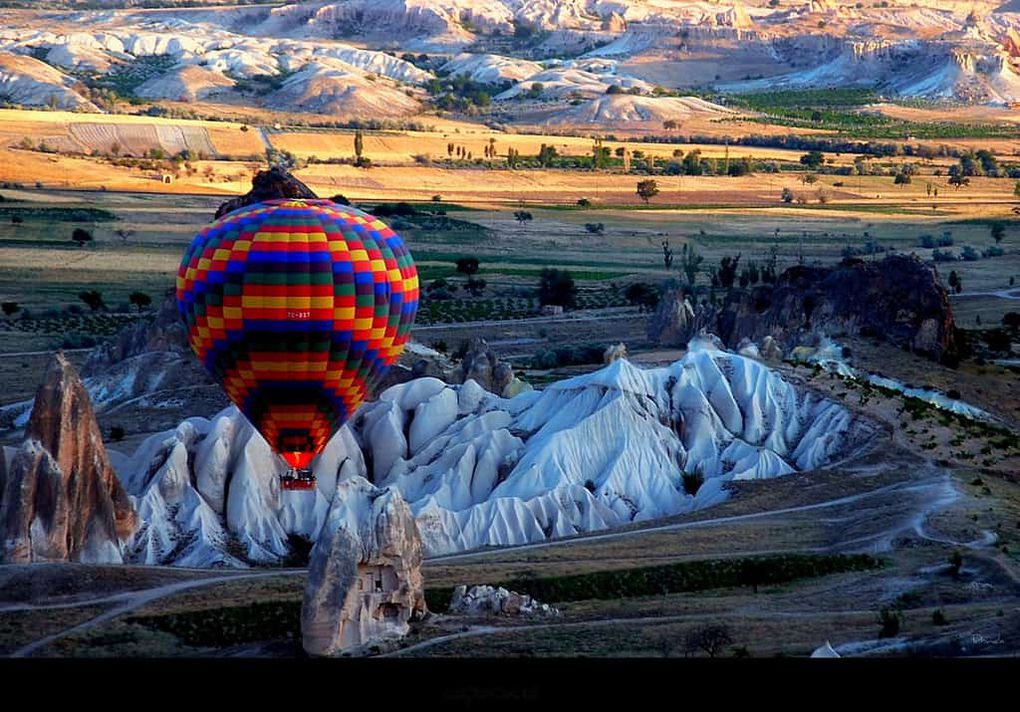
left=0, top=353, right=136, bottom=564
left=108, top=338, right=872, bottom=566
left=301, top=477, right=426, bottom=656
left=650, top=255, right=960, bottom=366
left=1, top=0, right=1018, bottom=122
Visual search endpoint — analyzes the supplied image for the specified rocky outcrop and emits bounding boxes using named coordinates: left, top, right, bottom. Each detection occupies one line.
left=301, top=478, right=426, bottom=656
left=214, top=166, right=318, bottom=219
left=120, top=343, right=870, bottom=564
left=649, top=256, right=959, bottom=365
left=647, top=289, right=713, bottom=347
left=603, top=343, right=628, bottom=363
left=449, top=585, right=559, bottom=617
left=449, top=338, right=515, bottom=397
left=0, top=353, right=136, bottom=563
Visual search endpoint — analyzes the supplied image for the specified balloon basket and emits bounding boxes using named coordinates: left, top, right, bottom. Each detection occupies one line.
left=281, top=467, right=316, bottom=491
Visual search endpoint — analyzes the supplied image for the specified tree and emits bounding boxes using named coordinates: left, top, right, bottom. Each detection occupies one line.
left=71, top=227, right=93, bottom=248
left=948, top=270, right=962, bottom=294
left=991, top=222, right=1005, bottom=244
left=718, top=253, right=741, bottom=289
left=577, top=198, right=591, bottom=208
left=948, top=173, right=969, bottom=189
left=636, top=179, right=659, bottom=204
left=661, top=240, right=674, bottom=270
left=455, top=257, right=480, bottom=276
left=623, top=283, right=659, bottom=312
left=464, top=277, right=486, bottom=296
left=129, top=291, right=152, bottom=312
left=78, top=290, right=105, bottom=312
left=353, top=129, right=364, bottom=165
left=894, top=172, right=911, bottom=185
left=537, top=143, right=557, bottom=167
left=802, top=173, right=818, bottom=185
left=781, top=187, right=794, bottom=203
left=537, top=269, right=577, bottom=308
left=684, top=625, right=733, bottom=658
left=1, top=301, right=18, bottom=317
left=679, top=243, right=703, bottom=286
left=513, top=210, right=533, bottom=225
left=331, top=194, right=351, bottom=206
left=1014, top=181, right=1020, bottom=198
left=800, top=151, right=824, bottom=169
left=584, top=223, right=604, bottom=234
left=115, top=228, right=134, bottom=244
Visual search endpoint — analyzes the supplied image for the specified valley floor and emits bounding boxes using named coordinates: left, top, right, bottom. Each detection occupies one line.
left=2, top=432, right=1017, bottom=658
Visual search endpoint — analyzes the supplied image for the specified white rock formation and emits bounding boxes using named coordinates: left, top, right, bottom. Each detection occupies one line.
left=449, top=584, right=559, bottom=617
left=810, top=640, right=841, bottom=658
left=301, top=478, right=426, bottom=656
left=113, top=341, right=872, bottom=567
left=0, top=52, right=96, bottom=110
left=441, top=53, right=543, bottom=84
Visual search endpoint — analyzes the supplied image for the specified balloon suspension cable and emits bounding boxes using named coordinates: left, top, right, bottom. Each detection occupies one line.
left=281, top=464, right=316, bottom=491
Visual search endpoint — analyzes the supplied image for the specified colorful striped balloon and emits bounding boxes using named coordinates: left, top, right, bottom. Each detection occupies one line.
left=176, top=198, right=418, bottom=470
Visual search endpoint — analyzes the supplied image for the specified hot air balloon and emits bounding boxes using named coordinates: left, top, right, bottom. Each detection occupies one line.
left=176, top=198, right=418, bottom=490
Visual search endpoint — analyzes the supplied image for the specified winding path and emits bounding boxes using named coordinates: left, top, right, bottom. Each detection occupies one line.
left=9, top=569, right=305, bottom=658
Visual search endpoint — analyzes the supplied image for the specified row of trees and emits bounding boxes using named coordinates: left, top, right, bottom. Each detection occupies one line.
left=1, top=291, right=153, bottom=319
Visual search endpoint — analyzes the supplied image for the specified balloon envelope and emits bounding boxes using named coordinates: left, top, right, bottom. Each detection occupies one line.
left=176, top=198, right=418, bottom=468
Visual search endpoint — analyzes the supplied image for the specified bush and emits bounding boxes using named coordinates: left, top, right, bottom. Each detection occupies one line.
left=78, top=290, right=105, bottom=312
left=878, top=607, right=902, bottom=638
left=455, top=257, right=479, bottom=276
left=948, top=550, right=963, bottom=578
left=71, top=227, right=93, bottom=247
left=623, top=282, right=659, bottom=311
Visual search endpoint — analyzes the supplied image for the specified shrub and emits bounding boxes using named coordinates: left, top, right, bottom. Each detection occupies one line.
left=878, top=607, right=902, bottom=638
left=455, top=257, right=480, bottom=276
left=78, top=290, right=105, bottom=312
left=684, top=625, right=733, bottom=658
left=948, top=550, right=963, bottom=579
left=623, top=282, right=659, bottom=312
left=71, top=227, right=93, bottom=247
